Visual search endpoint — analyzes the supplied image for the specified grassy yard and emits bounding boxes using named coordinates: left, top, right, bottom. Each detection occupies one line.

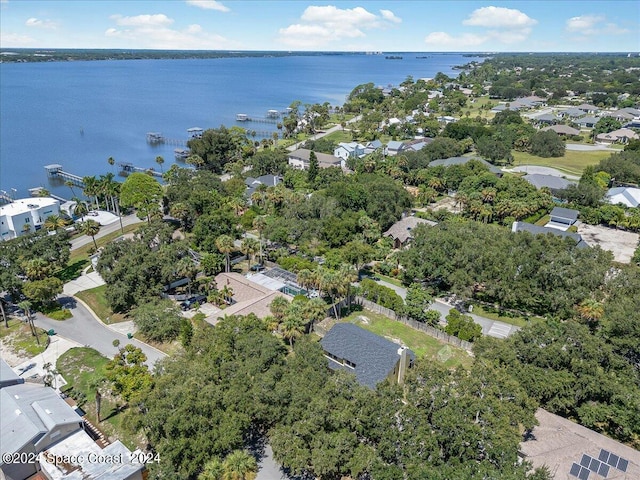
left=470, top=303, right=545, bottom=328
left=57, top=347, right=145, bottom=450
left=75, top=285, right=127, bottom=324
left=68, top=222, right=142, bottom=266
left=0, top=317, right=48, bottom=358
left=338, top=310, right=473, bottom=369
left=512, top=149, right=610, bottom=176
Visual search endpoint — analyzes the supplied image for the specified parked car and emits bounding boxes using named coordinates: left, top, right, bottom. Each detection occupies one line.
left=180, top=294, right=207, bottom=311
left=250, top=263, right=265, bottom=272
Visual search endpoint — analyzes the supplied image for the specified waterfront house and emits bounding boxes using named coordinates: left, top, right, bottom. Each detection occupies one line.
left=320, top=323, right=415, bottom=389
left=0, top=197, right=60, bottom=241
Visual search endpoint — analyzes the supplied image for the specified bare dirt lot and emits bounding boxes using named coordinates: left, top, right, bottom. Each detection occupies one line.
left=577, top=224, right=639, bottom=263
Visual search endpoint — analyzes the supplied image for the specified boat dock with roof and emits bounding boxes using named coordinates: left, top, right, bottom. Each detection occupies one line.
left=44, top=164, right=85, bottom=187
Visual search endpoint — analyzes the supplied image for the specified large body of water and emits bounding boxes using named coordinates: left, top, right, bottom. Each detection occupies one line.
left=0, top=53, right=471, bottom=198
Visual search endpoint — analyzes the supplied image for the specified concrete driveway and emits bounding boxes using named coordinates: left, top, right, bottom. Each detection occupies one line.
left=63, top=271, right=106, bottom=295
left=374, top=279, right=519, bottom=339
left=34, top=296, right=166, bottom=369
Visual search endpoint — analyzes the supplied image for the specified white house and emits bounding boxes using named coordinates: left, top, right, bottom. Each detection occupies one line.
left=606, top=187, right=640, bottom=208
left=333, top=142, right=365, bottom=162
left=0, top=197, right=60, bottom=241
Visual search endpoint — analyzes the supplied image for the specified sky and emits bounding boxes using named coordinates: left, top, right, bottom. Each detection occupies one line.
left=0, top=1, right=638, bottom=52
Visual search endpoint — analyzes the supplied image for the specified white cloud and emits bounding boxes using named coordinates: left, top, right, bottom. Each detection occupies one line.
left=110, top=14, right=173, bottom=27
left=565, top=14, right=627, bottom=35
left=277, top=5, right=401, bottom=48
left=463, top=6, right=537, bottom=28
left=25, top=17, right=57, bottom=29
left=380, top=9, right=402, bottom=24
left=0, top=31, right=36, bottom=46
left=105, top=13, right=238, bottom=49
left=424, top=31, right=487, bottom=48
left=185, top=0, right=229, bottom=13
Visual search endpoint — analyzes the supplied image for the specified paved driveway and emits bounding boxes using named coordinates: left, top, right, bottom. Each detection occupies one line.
left=374, top=279, right=519, bottom=339
left=34, top=296, right=166, bottom=369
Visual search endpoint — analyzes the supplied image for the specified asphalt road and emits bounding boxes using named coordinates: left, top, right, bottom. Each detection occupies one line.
left=373, top=278, right=520, bottom=339
left=70, top=214, right=144, bottom=251
left=34, top=296, right=167, bottom=368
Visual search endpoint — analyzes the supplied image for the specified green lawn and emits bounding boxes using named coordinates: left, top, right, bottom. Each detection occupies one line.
left=0, top=317, right=48, bottom=357
left=470, top=303, right=544, bottom=328
left=75, top=285, right=127, bottom=324
left=512, top=149, right=610, bottom=176
left=68, top=222, right=142, bottom=266
left=57, top=347, right=145, bottom=450
left=338, top=310, right=473, bottom=369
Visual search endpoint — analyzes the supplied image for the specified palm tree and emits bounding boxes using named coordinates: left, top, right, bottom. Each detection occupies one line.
left=302, top=297, right=328, bottom=332
left=575, top=299, right=604, bottom=327
left=280, top=313, right=305, bottom=347
left=65, top=180, right=78, bottom=198
left=221, top=450, right=257, bottom=480
left=107, top=156, right=116, bottom=174
left=72, top=197, right=89, bottom=218
left=18, top=300, right=40, bottom=346
left=155, top=155, right=165, bottom=173
left=176, top=258, right=199, bottom=296
left=23, top=258, right=52, bottom=281
left=82, top=176, right=100, bottom=210
left=43, top=214, right=68, bottom=232
left=199, top=457, right=224, bottom=480
left=220, top=284, right=234, bottom=305
left=241, top=237, right=259, bottom=270
left=82, top=220, right=101, bottom=250
left=269, top=296, right=290, bottom=322
left=252, top=216, right=267, bottom=263
left=215, top=235, right=235, bottom=273
left=296, top=269, right=314, bottom=292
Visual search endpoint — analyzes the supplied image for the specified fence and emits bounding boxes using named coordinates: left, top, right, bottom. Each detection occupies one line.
left=353, top=296, right=473, bottom=351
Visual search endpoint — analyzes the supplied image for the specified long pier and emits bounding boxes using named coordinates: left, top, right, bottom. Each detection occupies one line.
left=44, top=164, right=85, bottom=187
left=0, top=190, right=14, bottom=205
left=236, top=114, right=279, bottom=124
left=119, top=162, right=164, bottom=178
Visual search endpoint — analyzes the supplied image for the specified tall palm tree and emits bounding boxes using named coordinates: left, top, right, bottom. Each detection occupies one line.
left=221, top=450, right=257, bottom=480
left=82, top=220, right=101, bottom=250
left=296, top=269, right=314, bottom=292
left=155, top=155, right=165, bottom=173
left=0, top=298, right=8, bottom=328
left=176, top=258, right=199, bottom=296
left=252, top=216, right=267, bottom=263
left=23, top=258, right=52, bottom=281
left=220, top=285, right=234, bottom=305
left=280, top=311, right=305, bottom=347
left=215, top=235, right=235, bottom=273
left=107, top=156, right=116, bottom=174
left=302, top=297, right=328, bottom=333
left=240, top=237, right=259, bottom=270
left=72, top=197, right=89, bottom=218
left=18, top=300, right=40, bottom=346
left=65, top=180, right=78, bottom=198
left=82, top=176, right=100, bottom=210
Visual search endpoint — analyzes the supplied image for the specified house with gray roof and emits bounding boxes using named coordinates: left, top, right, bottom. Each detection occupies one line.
left=245, top=174, right=282, bottom=201
left=364, top=139, right=383, bottom=155
left=523, top=174, right=576, bottom=192
left=577, top=103, right=599, bottom=114
left=333, top=142, right=365, bottom=162
left=575, top=116, right=600, bottom=128
left=385, top=140, right=405, bottom=156
left=384, top=215, right=437, bottom=249
left=541, top=125, right=581, bottom=137
left=606, top=187, right=640, bottom=208
left=558, top=107, right=586, bottom=119
left=320, top=323, right=415, bottom=389
left=596, top=128, right=639, bottom=145
left=532, top=113, right=559, bottom=125
left=512, top=222, right=588, bottom=249
left=288, top=148, right=343, bottom=170
left=549, top=206, right=580, bottom=230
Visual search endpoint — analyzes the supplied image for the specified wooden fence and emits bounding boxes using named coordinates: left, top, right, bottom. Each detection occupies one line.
left=352, top=296, right=473, bottom=351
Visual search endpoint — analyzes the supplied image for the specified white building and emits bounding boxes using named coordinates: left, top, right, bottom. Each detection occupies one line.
left=0, top=197, right=60, bottom=241
left=606, top=187, right=640, bottom=208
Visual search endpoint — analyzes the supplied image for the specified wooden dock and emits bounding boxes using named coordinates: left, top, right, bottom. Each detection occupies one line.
left=236, top=114, right=279, bottom=124
left=119, top=162, right=164, bottom=178
left=44, top=164, right=85, bottom=187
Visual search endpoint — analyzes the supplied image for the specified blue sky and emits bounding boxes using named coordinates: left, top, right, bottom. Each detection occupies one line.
left=1, top=1, right=638, bottom=52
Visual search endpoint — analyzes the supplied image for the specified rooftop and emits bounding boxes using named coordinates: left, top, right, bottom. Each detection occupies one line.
left=523, top=174, right=576, bottom=191
left=320, top=323, right=415, bottom=389
left=512, top=222, right=588, bottom=248
left=550, top=206, right=580, bottom=222
left=383, top=216, right=437, bottom=244
left=606, top=187, right=640, bottom=208
left=520, top=409, right=640, bottom=480
left=428, top=156, right=503, bottom=175
left=0, top=197, right=59, bottom=216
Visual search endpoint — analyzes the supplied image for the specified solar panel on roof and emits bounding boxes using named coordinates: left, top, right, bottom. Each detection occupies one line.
left=599, top=450, right=610, bottom=462
left=580, top=455, right=591, bottom=468
left=617, top=458, right=628, bottom=472
left=578, top=466, right=590, bottom=480
left=570, top=463, right=581, bottom=477
left=588, top=458, right=601, bottom=472
left=598, top=463, right=609, bottom=478
left=608, top=454, right=619, bottom=468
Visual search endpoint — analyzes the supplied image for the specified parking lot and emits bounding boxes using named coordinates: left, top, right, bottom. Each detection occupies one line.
left=577, top=224, right=639, bottom=263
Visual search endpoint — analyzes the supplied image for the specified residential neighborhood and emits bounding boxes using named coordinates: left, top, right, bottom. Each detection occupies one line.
left=2, top=43, right=640, bottom=480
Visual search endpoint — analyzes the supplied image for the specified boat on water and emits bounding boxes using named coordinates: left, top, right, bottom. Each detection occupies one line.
left=236, top=113, right=249, bottom=121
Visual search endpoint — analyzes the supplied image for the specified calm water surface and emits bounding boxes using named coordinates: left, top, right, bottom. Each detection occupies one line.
left=0, top=53, right=472, bottom=197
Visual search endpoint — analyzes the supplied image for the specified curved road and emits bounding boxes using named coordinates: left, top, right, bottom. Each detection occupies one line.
left=34, top=296, right=166, bottom=368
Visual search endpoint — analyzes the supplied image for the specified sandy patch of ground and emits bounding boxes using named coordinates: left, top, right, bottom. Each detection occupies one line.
left=430, top=196, right=460, bottom=213
left=577, top=224, right=639, bottom=263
